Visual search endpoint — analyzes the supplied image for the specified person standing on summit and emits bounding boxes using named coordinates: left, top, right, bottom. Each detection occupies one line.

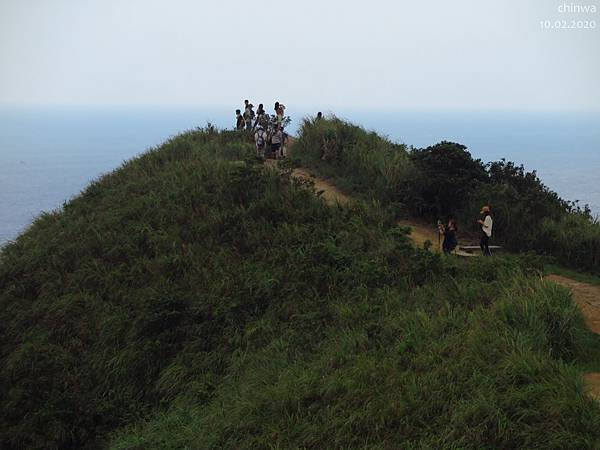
left=478, top=205, right=493, bottom=256
left=235, top=109, right=245, bottom=130
left=274, top=101, right=285, bottom=126
left=244, top=102, right=255, bottom=130
left=254, top=104, right=267, bottom=129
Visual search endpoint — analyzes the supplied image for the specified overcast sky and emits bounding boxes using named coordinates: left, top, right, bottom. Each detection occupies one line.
left=1, top=0, right=598, bottom=111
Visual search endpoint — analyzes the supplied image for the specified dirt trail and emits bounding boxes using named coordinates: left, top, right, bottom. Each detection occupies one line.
left=545, top=275, right=600, bottom=401
left=584, top=373, right=600, bottom=401
left=546, top=275, right=600, bottom=334
left=282, top=163, right=600, bottom=401
left=291, top=168, right=352, bottom=206
left=287, top=167, right=436, bottom=246
left=288, top=167, right=478, bottom=256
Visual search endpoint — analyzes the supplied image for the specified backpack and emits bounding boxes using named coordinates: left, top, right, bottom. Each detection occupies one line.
left=256, top=130, right=265, bottom=148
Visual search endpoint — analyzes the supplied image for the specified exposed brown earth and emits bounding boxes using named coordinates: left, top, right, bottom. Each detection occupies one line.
left=546, top=275, right=600, bottom=334
left=545, top=275, right=600, bottom=402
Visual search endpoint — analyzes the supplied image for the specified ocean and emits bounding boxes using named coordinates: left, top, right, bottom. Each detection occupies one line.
left=1, top=107, right=599, bottom=245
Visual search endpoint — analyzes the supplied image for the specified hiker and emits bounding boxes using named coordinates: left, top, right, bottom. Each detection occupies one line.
left=280, top=128, right=289, bottom=158
left=235, top=109, right=245, bottom=130
left=478, top=205, right=493, bottom=256
left=316, top=111, right=323, bottom=120
left=244, top=103, right=255, bottom=130
left=253, top=103, right=267, bottom=129
left=274, top=102, right=285, bottom=127
left=438, top=218, right=458, bottom=254
left=254, top=125, right=267, bottom=158
left=270, top=126, right=284, bottom=159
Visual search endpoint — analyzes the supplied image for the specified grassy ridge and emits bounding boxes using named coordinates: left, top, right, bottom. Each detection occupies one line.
left=1, top=126, right=599, bottom=449
left=290, top=117, right=600, bottom=273
left=111, top=271, right=600, bottom=450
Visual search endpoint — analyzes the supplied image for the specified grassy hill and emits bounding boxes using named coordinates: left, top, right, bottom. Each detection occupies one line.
left=1, top=125, right=599, bottom=449
left=290, top=117, right=600, bottom=273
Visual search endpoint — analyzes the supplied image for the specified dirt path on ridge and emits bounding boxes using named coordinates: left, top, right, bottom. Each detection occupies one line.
left=286, top=166, right=436, bottom=247
left=287, top=166, right=478, bottom=255
left=291, top=168, right=352, bottom=206
left=546, top=275, right=600, bottom=335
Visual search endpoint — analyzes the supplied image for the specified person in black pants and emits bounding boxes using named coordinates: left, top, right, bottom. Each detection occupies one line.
left=478, top=205, right=493, bottom=256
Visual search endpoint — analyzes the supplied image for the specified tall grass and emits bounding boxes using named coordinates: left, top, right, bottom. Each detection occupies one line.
left=290, top=116, right=418, bottom=210
left=1, top=126, right=599, bottom=449
left=110, top=271, right=600, bottom=450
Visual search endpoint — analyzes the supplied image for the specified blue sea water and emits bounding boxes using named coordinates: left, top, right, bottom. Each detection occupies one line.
left=1, top=107, right=599, bottom=245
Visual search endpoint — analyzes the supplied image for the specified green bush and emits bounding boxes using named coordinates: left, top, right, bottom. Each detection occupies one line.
left=537, top=214, right=600, bottom=272
left=409, top=141, right=488, bottom=217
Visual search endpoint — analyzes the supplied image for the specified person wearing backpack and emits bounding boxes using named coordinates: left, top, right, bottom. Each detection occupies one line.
left=280, top=129, right=289, bottom=158
left=244, top=103, right=255, bottom=130
left=254, top=126, right=267, bottom=158
left=270, top=126, right=283, bottom=159
left=477, top=205, right=493, bottom=256
left=253, top=104, right=266, bottom=129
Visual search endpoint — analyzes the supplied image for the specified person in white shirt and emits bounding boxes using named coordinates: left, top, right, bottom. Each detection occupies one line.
left=270, top=126, right=283, bottom=159
left=478, top=205, right=493, bottom=256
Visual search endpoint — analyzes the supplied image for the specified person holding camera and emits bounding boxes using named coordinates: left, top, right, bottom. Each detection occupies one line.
left=438, top=218, right=458, bottom=254
left=478, top=205, right=493, bottom=256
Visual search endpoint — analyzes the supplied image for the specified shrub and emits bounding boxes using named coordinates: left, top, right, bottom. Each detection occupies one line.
left=409, top=141, right=488, bottom=218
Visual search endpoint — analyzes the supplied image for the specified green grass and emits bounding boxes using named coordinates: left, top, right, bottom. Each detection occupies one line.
left=110, top=271, right=600, bottom=450
left=1, top=126, right=599, bottom=449
left=546, top=264, right=600, bottom=286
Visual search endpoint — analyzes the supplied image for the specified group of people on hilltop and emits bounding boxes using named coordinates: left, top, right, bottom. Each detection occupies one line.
left=438, top=205, right=494, bottom=256
left=235, top=99, right=289, bottom=159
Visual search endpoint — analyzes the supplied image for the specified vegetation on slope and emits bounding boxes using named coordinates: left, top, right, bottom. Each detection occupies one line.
left=0, top=126, right=599, bottom=449
left=290, top=116, right=600, bottom=273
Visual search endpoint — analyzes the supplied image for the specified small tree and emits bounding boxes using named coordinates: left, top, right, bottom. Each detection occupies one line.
left=409, top=141, right=488, bottom=218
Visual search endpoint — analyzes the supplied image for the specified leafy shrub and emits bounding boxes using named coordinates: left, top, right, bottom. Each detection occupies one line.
left=409, top=141, right=488, bottom=217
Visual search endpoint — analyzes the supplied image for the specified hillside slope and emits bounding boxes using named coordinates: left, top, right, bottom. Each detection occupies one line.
left=0, top=127, right=599, bottom=449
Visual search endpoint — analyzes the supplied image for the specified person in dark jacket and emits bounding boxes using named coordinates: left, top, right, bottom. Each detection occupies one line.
left=235, top=109, right=245, bottom=130
left=439, top=218, right=458, bottom=254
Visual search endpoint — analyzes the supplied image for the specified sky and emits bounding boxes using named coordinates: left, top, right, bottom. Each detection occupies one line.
left=0, top=0, right=599, bottom=111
